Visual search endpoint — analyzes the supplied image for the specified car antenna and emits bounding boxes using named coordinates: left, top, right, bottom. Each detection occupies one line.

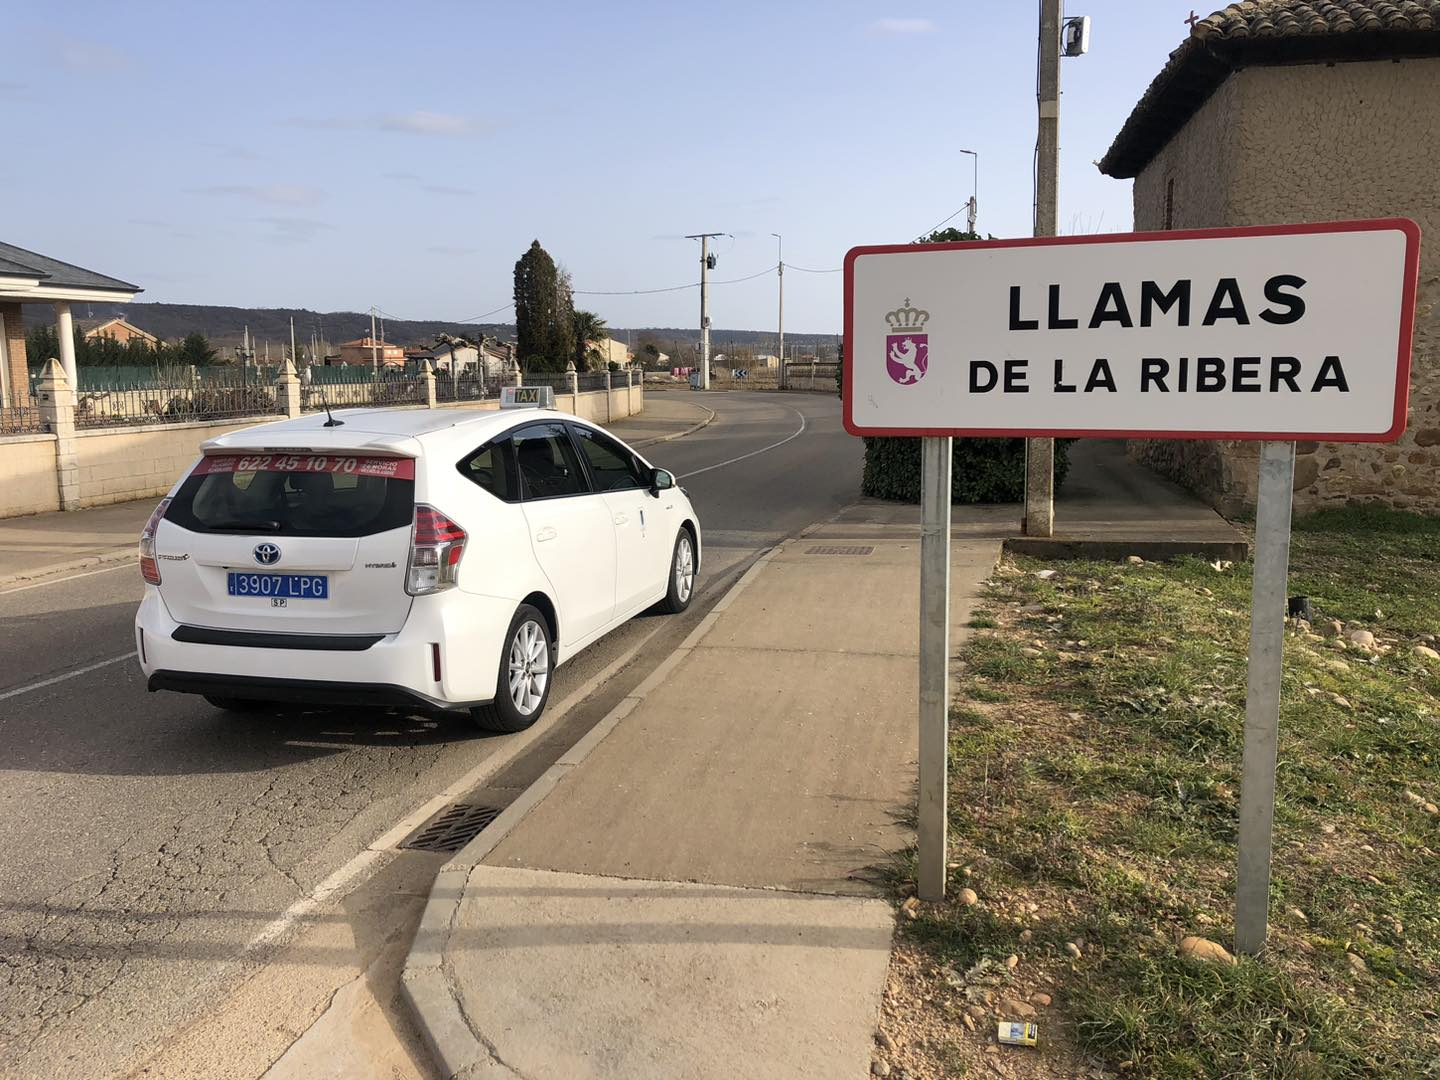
left=320, top=388, right=344, bottom=427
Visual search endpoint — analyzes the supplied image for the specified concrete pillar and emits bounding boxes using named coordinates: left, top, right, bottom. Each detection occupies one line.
left=275, top=358, right=302, bottom=418
left=627, top=367, right=636, bottom=417
left=54, top=302, right=77, bottom=390
left=420, top=359, right=437, bottom=408
left=34, top=359, right=78, bottom=509
left=604, top=369, right=613, bottom=423
left=565, top=361, right=579, bottom=415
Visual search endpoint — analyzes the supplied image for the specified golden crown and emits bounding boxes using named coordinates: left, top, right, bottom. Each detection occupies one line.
left=885, top=298, right=929, bottom=332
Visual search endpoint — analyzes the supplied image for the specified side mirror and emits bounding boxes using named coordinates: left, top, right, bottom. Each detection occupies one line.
left=649, top=468, right=675, bottom=496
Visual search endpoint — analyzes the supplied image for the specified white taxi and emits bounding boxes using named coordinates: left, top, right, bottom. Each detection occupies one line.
left=134, top=401, right=700, bottom=731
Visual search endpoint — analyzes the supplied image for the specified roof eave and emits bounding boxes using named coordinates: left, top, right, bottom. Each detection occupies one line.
left=1100, top=30, right=1440, bottom=180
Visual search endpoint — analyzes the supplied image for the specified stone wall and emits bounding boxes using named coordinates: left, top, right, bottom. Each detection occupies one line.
left=0, top=382, right=645, bottom=519
left=1128, top=58, right=1440, bottom=514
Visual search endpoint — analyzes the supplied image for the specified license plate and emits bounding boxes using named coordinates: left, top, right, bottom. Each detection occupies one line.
left=227, top=572, right=329, bottom=599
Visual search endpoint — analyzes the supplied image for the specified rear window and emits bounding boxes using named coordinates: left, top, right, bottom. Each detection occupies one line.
left=165, top=453, right=415, bottom=537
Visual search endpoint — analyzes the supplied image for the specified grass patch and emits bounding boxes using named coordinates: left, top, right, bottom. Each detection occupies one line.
left=889, top=508, right=1440, bottom=1078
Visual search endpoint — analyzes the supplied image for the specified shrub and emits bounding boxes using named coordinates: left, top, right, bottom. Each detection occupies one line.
left=861, top=436, right=1072, bottom=504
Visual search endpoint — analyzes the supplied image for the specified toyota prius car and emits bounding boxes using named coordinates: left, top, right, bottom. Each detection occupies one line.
left=135, top=402, right=700, bottom=731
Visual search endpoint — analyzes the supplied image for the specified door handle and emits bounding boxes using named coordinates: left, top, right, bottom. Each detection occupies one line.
left=536, top=526, right=558, bottom=543
left=613, top=513, right=629, bottom=526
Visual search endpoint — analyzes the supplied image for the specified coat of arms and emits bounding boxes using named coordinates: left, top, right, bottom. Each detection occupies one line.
left=885, top=298, right=930, bottom=385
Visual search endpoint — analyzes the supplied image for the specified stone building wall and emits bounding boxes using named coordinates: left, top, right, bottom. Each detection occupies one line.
left=1127, top=58, right=1440, bottom=515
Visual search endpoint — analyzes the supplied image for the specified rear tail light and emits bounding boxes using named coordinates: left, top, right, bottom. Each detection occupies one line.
left=407, top=505, right=466, bottom=595
left=139, top=498, right=172, bottom=585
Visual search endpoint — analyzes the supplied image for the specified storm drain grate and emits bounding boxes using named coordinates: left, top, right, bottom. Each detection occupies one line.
left=805, top=545, right=875, bottom=556
left=400, top=802, right=506, bottom=853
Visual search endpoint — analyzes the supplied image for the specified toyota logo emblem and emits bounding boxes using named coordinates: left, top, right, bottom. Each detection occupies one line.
left=253, top=543, right=282, bottom=566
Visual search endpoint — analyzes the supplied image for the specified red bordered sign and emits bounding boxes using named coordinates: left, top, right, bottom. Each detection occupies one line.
left=195, top=454, right=416, bottom=479
left=843, top=219, right=1420, bottom=442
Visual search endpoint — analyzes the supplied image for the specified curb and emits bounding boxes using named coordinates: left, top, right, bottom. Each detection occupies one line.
left=629, top=401, right=717, bottom=449
left=401, top=543, right=783, bottom=1079
left=0, top=546, right=135, bottom=593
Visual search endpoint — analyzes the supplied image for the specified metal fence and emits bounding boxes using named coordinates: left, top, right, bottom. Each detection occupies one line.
left=434, top=370, right=494, bottom=404
left=302, top=367, right=426, bottom=410
left=784, top=362, right=840, bottom=391
left=74, top=372, right=284, bottom=429
left=0, top=406, right=46, bottom=435
left=577, top=371, right=611, bottom=393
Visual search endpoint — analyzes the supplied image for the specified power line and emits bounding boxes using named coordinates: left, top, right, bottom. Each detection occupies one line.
left=574, top=264, right=779, bottom=296
left=786, top=264, right=842, bottom=274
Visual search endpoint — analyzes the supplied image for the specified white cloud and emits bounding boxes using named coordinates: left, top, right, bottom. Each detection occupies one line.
left=192, top=184, right=325, bottom=206
left=287, top=112, right=491, bottom=137
left=254, top=217, right=334, bottom=245
left=378, top=111, right=472, bottom=136
left=57, top=38, right=131, bottom=73
left=869, top=17, right=936, bottom=34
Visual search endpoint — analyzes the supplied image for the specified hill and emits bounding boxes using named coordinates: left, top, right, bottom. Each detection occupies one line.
left=20, top=302, right=839, bottom=355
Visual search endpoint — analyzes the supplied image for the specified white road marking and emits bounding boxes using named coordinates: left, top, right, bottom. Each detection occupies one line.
left=0, top=560, right=132, bottom=596
left=676, top=406, right=807, bottom=480
left=0, top=652, right=136, bottom=702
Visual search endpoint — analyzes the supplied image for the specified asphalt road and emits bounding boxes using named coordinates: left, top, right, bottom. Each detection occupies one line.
left=0, top=391, right=862, bottom=1080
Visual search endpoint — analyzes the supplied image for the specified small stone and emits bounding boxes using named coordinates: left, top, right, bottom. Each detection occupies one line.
left=1005, top=954, right=1019, bottom=970
left=962, top=1012, right=976, bottom=1030
left=1287, top=907, right=1309, bottom=925
left=1320, top=619, right=1344, bottom=639
left=958, top=887, right=979, bottom=906
left=1021, top=647, right=1043, bottom=658
left=1065, top=941, right=1083, bottom=959
left=1329, top=693, right=1353, bottom=710
left=1031, top=992, right=1052, bottom=1007
left=1404, top=790, right=1425, bottom=805
left=998, top=998, right=1037, bottom=1019
left=1034, top=569, right=1057, bottom=580
left=1199, top=587, right=1214, bottom=597
left=877, top=1032, right=895, bottom=1052
left=1321, top=822, right=1337, bottom=834
left=1019, top=929, right=1033, bottom=943
left=1425, top=803, right=1439, bottom=816
left=1347, top=629, right=1376, bottom=650
left=1415, top=645, right=1440, bottom=662
left=1347, top=952, right=1368, bottom=975
left=872, top=1060, right=891, bottom=1078
left=984, top=1045, right=1000, bottom=1055
left=1179, top=936, right=1236, bottom=965
left=1324, top=658, right=1351, bottom=674
left=1294, top=618, right=1312, bottom=633
left=967, top=1004, right=988, bottom=1020
left=1125, top=555, right=1144, bottom=565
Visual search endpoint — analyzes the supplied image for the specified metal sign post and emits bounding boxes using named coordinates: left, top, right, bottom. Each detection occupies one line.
left=1234, top=439, right=1297, bottom=954
left=917, top=436, right=953, bottom=901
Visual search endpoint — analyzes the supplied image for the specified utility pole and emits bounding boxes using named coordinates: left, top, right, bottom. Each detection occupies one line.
left=960, top=149, right=979, bottom=233
left=685, top=233, right=724, bottom=390
left=289, top=315, right=297, bottom=368
left=369, top=306, right=379, bottom=371
left=772, top=232, right=785, bottom=389
left=1025, top=0, right=1062, bottom=537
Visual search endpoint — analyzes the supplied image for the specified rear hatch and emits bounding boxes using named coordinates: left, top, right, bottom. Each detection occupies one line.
left=155, top=451, right=417, bottom=635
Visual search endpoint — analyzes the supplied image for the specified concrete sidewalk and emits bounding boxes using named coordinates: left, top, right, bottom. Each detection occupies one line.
left=403, top=519, right=1001, bottom=1079
left=0, top=396, right=713, bottom=590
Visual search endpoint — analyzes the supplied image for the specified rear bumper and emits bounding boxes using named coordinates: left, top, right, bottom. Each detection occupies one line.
left=135, top=587, right=514, bottom=708
left=145, top=670, right=482, bottom=711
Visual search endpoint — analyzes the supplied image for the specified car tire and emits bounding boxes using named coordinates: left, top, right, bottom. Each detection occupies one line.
left=658, top=528, right=697, bottom=614
left=203, top=695, right=267, bottom=712
left=472, top=603, right=553, bottom=733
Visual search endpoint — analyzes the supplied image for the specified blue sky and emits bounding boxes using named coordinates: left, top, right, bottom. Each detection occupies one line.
left=7, top=2, right=1202, bottom=335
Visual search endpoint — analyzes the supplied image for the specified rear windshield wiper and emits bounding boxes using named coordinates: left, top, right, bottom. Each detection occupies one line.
left=203, top=519, right=282, bottom=532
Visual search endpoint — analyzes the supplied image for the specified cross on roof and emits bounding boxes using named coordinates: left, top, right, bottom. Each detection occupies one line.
left=1185, top=9, right=1200, bottom=28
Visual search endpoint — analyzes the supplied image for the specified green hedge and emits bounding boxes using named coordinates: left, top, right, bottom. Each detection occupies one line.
left=861, top=436, right=1072, bottom=504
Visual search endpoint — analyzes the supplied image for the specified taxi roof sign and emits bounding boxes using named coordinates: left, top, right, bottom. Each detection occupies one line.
left=500, top=385, right=555, bottom=409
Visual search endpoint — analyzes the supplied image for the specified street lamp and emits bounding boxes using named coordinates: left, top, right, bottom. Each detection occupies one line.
left=959, top=149, right=979, bottom=233
left=771, top=232, right=784, bottom=388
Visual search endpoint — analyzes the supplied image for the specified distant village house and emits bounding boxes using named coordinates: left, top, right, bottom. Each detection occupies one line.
left=78, top=316, right=157, bottom=347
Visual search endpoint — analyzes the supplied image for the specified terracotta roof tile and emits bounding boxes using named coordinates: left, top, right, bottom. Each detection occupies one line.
left=1100, top=0, right=1440, bottom=178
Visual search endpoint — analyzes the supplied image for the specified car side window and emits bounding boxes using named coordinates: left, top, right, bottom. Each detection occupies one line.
left=458, top=438, right=519, bottom=503
left=513, top=423, right=589, bottom=500
left=571, top=425, right=649, bottom=492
